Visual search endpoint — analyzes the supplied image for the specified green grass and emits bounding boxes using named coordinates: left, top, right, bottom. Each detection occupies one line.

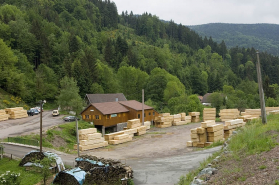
left=8, top=120, right=96, bottom=154
left=259, top=165, right=266, bottom=170
left=0, top=158, right=42, bottom=185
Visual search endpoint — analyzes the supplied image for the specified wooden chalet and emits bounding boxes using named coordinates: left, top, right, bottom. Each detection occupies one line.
left=84, top=93, right=127, bottom=105
left=81, top=100, right=158, bottom=128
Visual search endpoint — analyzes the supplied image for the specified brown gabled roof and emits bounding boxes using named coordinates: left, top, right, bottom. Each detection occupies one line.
left=119, top=100, right=154, bottom=111
left=202, top=93, right=212, bottom=103
left=92, top=102, right=129, bottom=115
left=86, top=93, right=127, bottom=104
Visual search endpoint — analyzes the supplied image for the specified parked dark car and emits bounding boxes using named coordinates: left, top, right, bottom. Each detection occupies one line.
left=63, top=116, right=80, bottom=122
left=27, top=109, right=39, bottom=116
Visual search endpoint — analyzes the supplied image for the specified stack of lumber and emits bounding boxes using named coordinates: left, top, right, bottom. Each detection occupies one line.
left=127, top=119, right=141, bottom=129
left=203, top=108, right=216, bottom=121
left=270, top=110, right=279, bottom=115
left=5, top=107, right=28, bottom=119
left=180, top=113, right=186, bottom=121
left=105, top=119, right=147, bottom=145
left=187, top=120, right=224, bottom=148
left=219, top=109, right=240, bottom=121
left=0, top=109, right=9, bottom=121
left=154, top=113, right=173, bottom=128
left=189, top=112, right=200, bottom=123
left=74, top=128, right=108, bottom=151
left=144, top=121, right=151, bottom=130
left=224, top=119, right=245, bottom=139
left=241, top=109, right=261, bottom=117
left=266, top=107, right=279, bottom=114
left=127, top=119, right=147, bottom=136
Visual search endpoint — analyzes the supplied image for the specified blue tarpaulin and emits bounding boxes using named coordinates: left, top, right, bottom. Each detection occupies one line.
left=65, top=167, right=86, bottom=185
left=75, top=157, right=109, bottom=167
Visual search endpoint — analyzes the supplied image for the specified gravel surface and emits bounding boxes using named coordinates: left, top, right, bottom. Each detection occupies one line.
left=0, top=111, right=65, bottom=139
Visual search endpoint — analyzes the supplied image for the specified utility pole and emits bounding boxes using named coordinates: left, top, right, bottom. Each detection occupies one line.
left=256, top=50, right=267, bottom=124
left=39, top=100, right=46, bottom=152
left=76, top=118, right=80, bottom=157
left=142, top=89, right=144, bottom=126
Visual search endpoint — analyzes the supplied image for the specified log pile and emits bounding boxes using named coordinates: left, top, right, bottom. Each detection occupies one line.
left=187, top=120, right=224, bottom=148
left=270, top=110, right=279, bottom=115
left=241, top=109, right=261, bottom=117
left=74, top=128, right=108, bottom=151
left=76, top=155, right=133, bottom=185
left=189, top=112, right=200, bottom=123
left=203, top=108, right=216, bottom=121
left=224, top=119, right=245, bottom=139
left=154, top=113, right=173, bottom=128
left=19, top=151, right=45, bottom=166
left=219, top=109, right=240, bottom=121
left=0, top=109, right=9, bottom=121
left=5, top=107, right=28, bottom=119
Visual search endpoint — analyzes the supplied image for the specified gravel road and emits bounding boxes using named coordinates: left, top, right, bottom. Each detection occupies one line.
left=0, top=111, right=65, bottom=139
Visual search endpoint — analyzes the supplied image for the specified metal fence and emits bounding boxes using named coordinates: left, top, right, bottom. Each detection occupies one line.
left=8, top=137, right=39, bottom=147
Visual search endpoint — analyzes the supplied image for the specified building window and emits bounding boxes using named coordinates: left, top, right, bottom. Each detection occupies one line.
left=106, top=115, right=110, bottom=119
left=138, top=114, right=140, bottom=118
left=149, top=112, right=151, bottom=116
left=85, top=115, right=89, bottom=119
left=153, top=112, right=155, bottom=116
left=144, top=113, right=146, bottom=117
left=111, top=114, right=117, bottom=118
left=95, top=115, right=99, bottom=119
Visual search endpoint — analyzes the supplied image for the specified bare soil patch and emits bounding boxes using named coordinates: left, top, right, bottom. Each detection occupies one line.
left=51, top=135, right=68, bottom=148
left=208, top=146, right=279, bottom=185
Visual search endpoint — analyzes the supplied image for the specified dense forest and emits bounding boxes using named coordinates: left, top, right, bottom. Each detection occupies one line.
left=0, top=0, right=279, bottom=114
left=189, top=23, right=279, bottom=56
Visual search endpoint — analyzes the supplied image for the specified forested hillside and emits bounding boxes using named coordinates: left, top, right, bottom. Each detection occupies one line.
left=0, top=0, right=279, bottom=113
left=189, top=23, right=279, bottom=56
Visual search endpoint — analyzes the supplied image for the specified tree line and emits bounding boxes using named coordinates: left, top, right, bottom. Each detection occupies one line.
left=0, top=0, right=279, bottom=113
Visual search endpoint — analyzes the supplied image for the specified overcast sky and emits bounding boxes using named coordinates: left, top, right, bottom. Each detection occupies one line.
left=113, top=0, right=279, bottom=25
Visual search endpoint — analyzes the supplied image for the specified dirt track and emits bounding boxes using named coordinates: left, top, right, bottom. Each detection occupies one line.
left=0, top=111, right=65, bottom=139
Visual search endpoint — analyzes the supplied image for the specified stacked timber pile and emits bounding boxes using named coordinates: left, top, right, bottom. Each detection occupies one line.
left=154, top=113, right=173, bottom=128
left=219, top=109, right=240, bottom=121
left=172, top=112, right=191, bottom=125
left=144, top=121, right=151, bottom=130
left=270, top=110, right=279, bottom=115
left=75, top=155, right=133, bottom=185
left=189, top=112, right=200, bottom=123
left=266, top=107, right=279, bottom=114
left=203, top=108, right=216, bottom=121
left=241, top=109, right=261, bottom=117
left=0, top=109, right=9, bottom=121
left=74, top=128, right=108, bottom=151
left=187, top=120, right=224, bottom=148
left=105, top=119, right=146, bottom=145
left=5, top=107, right=28, bottom=119
left=224, top=119, right=245, bottom=139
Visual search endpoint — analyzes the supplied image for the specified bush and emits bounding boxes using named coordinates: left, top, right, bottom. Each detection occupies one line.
left=0, top=171, right=21, bottom=185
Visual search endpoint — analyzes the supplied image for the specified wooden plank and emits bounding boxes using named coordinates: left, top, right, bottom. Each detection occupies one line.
left=207, top=124, right=224, bottom=132
left=108, top=136, right=133, bottom=145
left=189, top=112, right=200, bottom=116
left=207, top=134, right=223, bottom=142
left=114, top=134, right=130, bottom=140
left=201, top=120, right=215, bottom=128
left=78, top=128, right=97, bottom=135
left=205, top=142, right=213, bottom=147
left=207, top=130, right=223, bottom=137
left=135, top=130, right=146, bottom=136
left=187, top=141, right=193, bottom=147
left=190, top=128, right=197, bottom=134
left=191, top=133, right=198, bottom=139
left=104, top=131, right=125, bottom=141
left=192, top=141, right=198, bottom=147
left=74, top=141, right=108, bottom=151
left=197, top=143, right=205, bottom=148
left=197, top=127, right=206, bottom=134
left=199, top=133, right=207, bottom=143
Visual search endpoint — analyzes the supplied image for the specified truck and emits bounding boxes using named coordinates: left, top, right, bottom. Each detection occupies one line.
left=52, top=110, right=59, bottom=116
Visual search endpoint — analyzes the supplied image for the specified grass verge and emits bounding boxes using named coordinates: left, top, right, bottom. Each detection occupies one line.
left=6, top=120, right=95, bottom=154
left=0, top=158, right=42, bottom=185
left=177, top=114, right=279, bottom=185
